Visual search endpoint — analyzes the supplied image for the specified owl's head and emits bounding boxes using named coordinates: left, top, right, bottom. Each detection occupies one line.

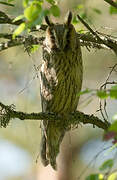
left=44, top=12, right=77, bottom=51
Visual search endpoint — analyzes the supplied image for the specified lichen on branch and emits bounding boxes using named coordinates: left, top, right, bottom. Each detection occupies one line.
left=0, top=101, right=110, bottom=130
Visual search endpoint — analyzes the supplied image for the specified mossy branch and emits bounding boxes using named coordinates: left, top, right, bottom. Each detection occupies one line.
left=0, top=101, right=110, bottom=130
left=0, top=31, right=116, bottom=53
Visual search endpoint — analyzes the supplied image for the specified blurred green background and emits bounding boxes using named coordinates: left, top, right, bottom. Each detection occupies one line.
left=0, top=0, right=117, bottom=179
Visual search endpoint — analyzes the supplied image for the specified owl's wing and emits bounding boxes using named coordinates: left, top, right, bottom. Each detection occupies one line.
left=40, top=55, right=58, bottom=113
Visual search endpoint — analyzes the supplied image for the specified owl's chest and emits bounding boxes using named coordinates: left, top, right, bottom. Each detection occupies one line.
left=41, top=48, right=81, bottom=113
left=42, top=48, right=79, bottom=85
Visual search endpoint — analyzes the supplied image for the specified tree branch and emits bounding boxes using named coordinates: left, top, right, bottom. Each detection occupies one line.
left=0, top=34, right=44, bottom=51
left=78, top=33, right=110, bottom=50
left=0, top=11, right=47, bottom=30
left=0, top=10, right=117, bottom=53
left=104, top=0, right=117, bottom=8
left=77, top=15, right=117, bottom=55
left=0, top=31, right=116, bottom=52
left=0, top=101, right=110, bottom=130
left=0, top=11, right=24, bottom=25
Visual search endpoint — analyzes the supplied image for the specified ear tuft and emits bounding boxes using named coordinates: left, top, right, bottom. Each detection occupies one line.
left=65, top=11, right=72, bottom=26
left=45, top=16, right=52, bottom=26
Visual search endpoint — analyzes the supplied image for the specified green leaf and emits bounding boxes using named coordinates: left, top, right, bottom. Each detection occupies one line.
left=109, top=85, right=117, bottom=99
left=8, top=0, right=14, bottom=2
left=110, top=6, right=117, bottom=14
left=78, top=29, right=85, bottom=33
left=27, top=9, right=49, bottom=28
left=73, top=16, right=79, bottom=24
left=30, top=45, right=39, bottom=53
left=23, top=0, right=29, bottom=7
left=46, top=0, right=55, bottom=5
left=12, top=15, right=24, bottom=22
left=50, top=5, right=60, bottom=17
left=77, top=4, right=84, bottom=9
left=77, top=89, right=92, bottom=96
left=86, top=174, right=104, bottom=180
left=99, top=159, right=114, bottom=171
left=80, top=12, right=87, bottom=19
left=111, top=85, right=117, bottom=90
left=108, top=172, right=117, bottom=180
left=109, top=120, right=117, bottom=133
left=112, top=114, right=117, bottom=121
left=13, top=23, right=25, bottom=39
left=108, top=143, right=117, bottom=153
left=97, top=90, right=108, bottom=99
left=35, top=9, right=49, bottom=24
left=24, top=3, right=42, bottom=21
left=92, top=8, right=102, bottom=14
left=0, top=1, right=14, bottom=6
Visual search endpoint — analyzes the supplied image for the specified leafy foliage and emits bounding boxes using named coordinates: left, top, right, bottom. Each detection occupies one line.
left=86, top=174, right=104, bottom=180
left=77, top=88, right=92, bottom=96
left=72, top=4, right=87, bottom=24
left=97, top=90, right=108, bottom=99
left=79, top=85, right=117, bottom=100
left=109, top=121, right=117, bottom=133
left=46, top=0, right=55, bottom=5
left=86, top=159, right=115, bottom=179
left=109, top=6, right=117, bottom=14
left=99, top=159, right=114, bottom=171
left=30, top=45, right=39, bottom=53
left=92, top=8, right=102, bottom=15
left=0, top=1, right=14, bottom=6
left=109, top=85, right=117, bottom=99
left=24, top=2, right=42, bottom=21
left=13, top=23, right=26, bottom=39
left=13, top=15, right=25, bottom=22
left=50, top=5, right=60, bottom=17
left=108, top=172, right=117, bottom=180
left=13, top=0, right=60, bottom=38
left=8, top=0, right=14, bottom=2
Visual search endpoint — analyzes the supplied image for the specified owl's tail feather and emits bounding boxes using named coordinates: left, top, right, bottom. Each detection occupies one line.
left=40, top=124, right=65, bottom=170
left=40, top=133, right=49, bottom=166
left=47, top=130, right=65, bottom=170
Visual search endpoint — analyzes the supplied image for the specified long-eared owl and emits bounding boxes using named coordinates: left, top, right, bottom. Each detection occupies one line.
left=40, top=12, right=83, bottom=170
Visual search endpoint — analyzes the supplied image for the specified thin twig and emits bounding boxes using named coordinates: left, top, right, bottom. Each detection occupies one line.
left=0, top=11, right=47, bottom=30
left=77, top=15, right=117, bottom=55
left=104, top=0, right=117, bottom=8
left=77, top=146, right=112, bottom=180
left=99, top=64, right=117, bottom=121
left=0, top=35, right=44, bottom=52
